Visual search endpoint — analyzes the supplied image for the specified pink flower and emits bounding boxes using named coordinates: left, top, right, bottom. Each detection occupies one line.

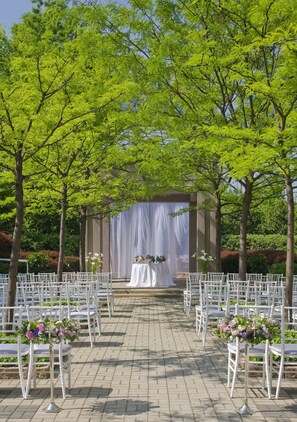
left=37, top=322, right=46, bottom=333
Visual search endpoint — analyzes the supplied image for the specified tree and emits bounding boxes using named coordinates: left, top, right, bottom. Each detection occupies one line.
left=0, top=0, right=129, bottom=305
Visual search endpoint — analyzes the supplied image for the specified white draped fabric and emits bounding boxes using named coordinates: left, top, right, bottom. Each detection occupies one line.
left=110, top=202, right=189, bottom=278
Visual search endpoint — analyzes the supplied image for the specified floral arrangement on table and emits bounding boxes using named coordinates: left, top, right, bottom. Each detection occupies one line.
left=18, top=318, right=80, bottom=344
left=86, top=252, right=103, bottom=274
left=134, top=255, right=146, bottom=263
left=192, top=249, right=214, bottom=273
left=155, top=255, right=166, bottom=263
left=134, top=255, right=166, bottom=263
left=216, top=314, right=280, bottom=346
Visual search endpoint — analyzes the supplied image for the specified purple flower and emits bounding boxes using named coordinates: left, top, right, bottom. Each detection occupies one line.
left=26, top=330, right=39, bottom=340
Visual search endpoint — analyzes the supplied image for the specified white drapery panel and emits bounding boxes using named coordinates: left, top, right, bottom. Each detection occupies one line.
left=110, top=202, right=189, bottom=278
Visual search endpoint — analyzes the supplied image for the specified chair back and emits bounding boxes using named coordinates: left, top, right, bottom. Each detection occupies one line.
left=200, top=280, right=226, bottom=311
left=207, top=272, right=225, bottom=282
left=279, top=305, right=297, bottom=346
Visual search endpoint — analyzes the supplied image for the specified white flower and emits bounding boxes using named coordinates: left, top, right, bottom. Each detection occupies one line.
left=86, top=252, right=103, bottom=273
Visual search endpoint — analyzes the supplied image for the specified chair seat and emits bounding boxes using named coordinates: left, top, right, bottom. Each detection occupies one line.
left=196, top=305, right=220, bottom=311
left=228, top=342, right=266, bottom=356
left=0, top=344, right=30, bottom=356
left=270, top=343, right=297, bottom=356
left=207, top=310, right=226, bottom=318
left=70, top=310, right=97, bottom=318
left=32, top=343, right=72, bottom=354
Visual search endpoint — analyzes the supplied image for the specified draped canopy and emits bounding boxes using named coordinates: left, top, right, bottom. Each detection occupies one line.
left=110, top=202, right=189, bottom=278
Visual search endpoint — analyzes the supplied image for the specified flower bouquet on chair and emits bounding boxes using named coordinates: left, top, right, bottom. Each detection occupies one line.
left=216, top=314, right=280, bottom=346
left=19, top=318, right=80, bottom=344
left=18, top=318, right=80, bottom=412
left=216, top=313, right=280, bottom=415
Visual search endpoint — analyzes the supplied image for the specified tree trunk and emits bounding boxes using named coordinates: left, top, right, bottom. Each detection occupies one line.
left=215, top=196, right=222, bottom=271
left=79, top=205, right=87, bottom=272
left=284, top=172, right=294, bottom=308
left=57, top=186, right=68, bottom=283
left=238, top=179, right=253, bottom=280
left=7, top=151, right=24, bottom=308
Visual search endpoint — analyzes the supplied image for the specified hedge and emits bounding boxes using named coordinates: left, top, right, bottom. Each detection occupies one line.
left=221, top=249, right=297, bottom=275
left=222, top=234, right=290, bottom=251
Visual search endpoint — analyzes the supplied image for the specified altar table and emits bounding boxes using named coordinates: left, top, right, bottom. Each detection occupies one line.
left=127, top=262, right=176, bottom=287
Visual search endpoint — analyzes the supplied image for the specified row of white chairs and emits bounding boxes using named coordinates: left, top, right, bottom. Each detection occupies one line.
left=184, top=272, right=286, bottom=317
left=0, top=272, right=114, bottom=319
left=194, top=279, right=284, bottom=346
left=186, top=274, right=297, bottom=399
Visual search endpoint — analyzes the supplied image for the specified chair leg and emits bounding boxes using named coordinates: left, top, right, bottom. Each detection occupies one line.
left=230, top=350, right=240, bottom=398
left=110, top=295, right=114, bottom=315
left=96, top=309, right=101, bottom=336
left=227, top=350, right=232, bottom=388
left=275, top=355, right=285, bottom=399
left=25, top=345, right=34, bottom=399
left=87, top=318, right=94, bottom=348
left=187, top=297, right=191, bottom=316
left=106, top=298, right=111, bottom=318
left=201, top=315, right=208, bottom=347
left=265, top=351, right=273, bottom=399
left=58, top=349, right=66, bottom=399
left=67, top=355, right=72, bottom=390
left=17, top=361, right=26, bottom=399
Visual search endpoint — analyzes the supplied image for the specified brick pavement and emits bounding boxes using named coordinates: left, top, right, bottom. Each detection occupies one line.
left=0, top=293, right=297, bottom=421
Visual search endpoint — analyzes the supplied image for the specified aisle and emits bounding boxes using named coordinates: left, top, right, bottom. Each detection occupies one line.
left=0, top=297, right=295, bottom=421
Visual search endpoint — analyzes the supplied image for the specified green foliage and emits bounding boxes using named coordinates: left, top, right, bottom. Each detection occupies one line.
left=0, top=260, right=27, bottom=274
left=222, top=234, right=289, bottom=251
left=221, top=253, right=239, bottom=274
left=63, top=256, right=79, bottom=272
left=269, top=262, right=286, bottom=276
left=248, top=198, right=288, bottom=235
left=247, top=254, right=268, bottom=274
left=28, top=252, right=50, bottom=274
left=269, top=262, right=297, bottom=276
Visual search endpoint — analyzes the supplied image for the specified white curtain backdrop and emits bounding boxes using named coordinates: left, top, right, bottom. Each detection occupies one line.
left=110, top=202, right=189, bottom=278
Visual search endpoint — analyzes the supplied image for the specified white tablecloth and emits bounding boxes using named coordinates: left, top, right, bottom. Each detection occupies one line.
left=127, top=262, right=176, bottom=287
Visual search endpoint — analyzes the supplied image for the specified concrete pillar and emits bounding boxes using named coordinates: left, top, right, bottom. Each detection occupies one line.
left=86, top=217, right=110, bottom=272
left=192, top=193, right=216, bottom=272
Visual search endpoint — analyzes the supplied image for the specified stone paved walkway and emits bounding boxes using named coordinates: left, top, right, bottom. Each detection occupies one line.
left=1, top=295, right=297, bottom=421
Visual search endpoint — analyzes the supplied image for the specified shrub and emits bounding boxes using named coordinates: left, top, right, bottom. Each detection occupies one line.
left=247, top=253, right=268, bottom=274
left=25, top=250, right=79, bottom=273
left=222, top=234, right=289, bottom=251
left=221, top=249, right=297, bottom=275
left=269, top=262, right=286, bottom=275
left=63, top=256, right=80, bottom=272
left=0, top=232, right=12, bottom=258
left=269, top=262, right=297, bottom=275
left=28, top=252, right=50, bottom=274
left=221, top=250, right=240, bottom=273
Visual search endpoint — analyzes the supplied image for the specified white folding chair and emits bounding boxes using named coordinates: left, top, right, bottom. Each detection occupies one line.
left=66, top=283, right=101, bottom=347
left=207, top=272, right=225, bottom=282
left=227, top=304, right=276, bottom=398
left=0, top=306, right=30, bottom=398
left=93, top=272, right=114, bottom=317
left=197, top=280, right=227, bottom=346
left=24, top=305, right=73, bottom=399
left=184, top=272, right=203, bottom=316
left=265, top=305, right=297, bottom=399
